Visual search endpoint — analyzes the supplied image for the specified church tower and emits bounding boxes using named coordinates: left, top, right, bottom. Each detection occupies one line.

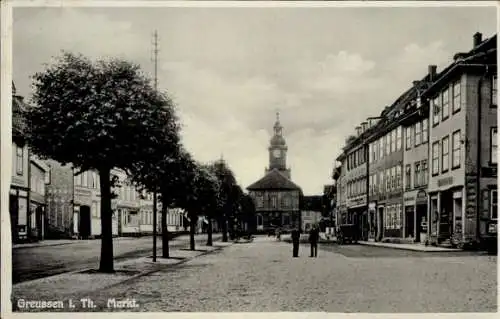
left=266, top=112, right=291, bottom=179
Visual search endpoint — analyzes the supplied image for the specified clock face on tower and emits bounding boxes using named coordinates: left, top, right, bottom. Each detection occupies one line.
left=273, top=149, right=281, bottom=158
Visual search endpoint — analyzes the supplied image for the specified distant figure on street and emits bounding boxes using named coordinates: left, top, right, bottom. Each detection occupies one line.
left=291, top=226, right=301, bottom=257
left=309, top=224, right=320, bottom=257
left=276, top=228, right=281, bottom=241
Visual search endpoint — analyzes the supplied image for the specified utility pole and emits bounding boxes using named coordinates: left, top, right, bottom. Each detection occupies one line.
left=152, top=30, right=159, bottom=262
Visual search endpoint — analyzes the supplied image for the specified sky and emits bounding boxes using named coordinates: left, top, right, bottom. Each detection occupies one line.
left=12, top=4, right=497, bottom=195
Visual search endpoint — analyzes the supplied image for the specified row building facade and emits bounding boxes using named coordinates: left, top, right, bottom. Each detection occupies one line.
left=334, top=32, right=497, bottom=248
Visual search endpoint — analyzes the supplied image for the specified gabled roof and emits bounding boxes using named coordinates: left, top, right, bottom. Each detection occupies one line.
left=247, top=168, right=301, bottom=191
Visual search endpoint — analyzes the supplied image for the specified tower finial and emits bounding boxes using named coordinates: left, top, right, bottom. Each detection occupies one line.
left=276, top=111, right=280, bottom=123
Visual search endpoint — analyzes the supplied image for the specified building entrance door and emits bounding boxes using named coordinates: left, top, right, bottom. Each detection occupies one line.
left=79, top=205, right=91, bottom=239
left=405, top=206, right=415, bottom=239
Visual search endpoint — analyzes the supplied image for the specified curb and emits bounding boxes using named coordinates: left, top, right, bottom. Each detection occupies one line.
left=14, top=236, right=223, bottom=285
left=73, top=242, right=233, bottom=297
left=357, top=241, right=462, bottom=252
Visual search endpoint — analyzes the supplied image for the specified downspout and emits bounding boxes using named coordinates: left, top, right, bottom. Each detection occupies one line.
left=27, top=148, right=31, bottom=241
left=366, top=143, right=370, bottom=241
left=476, top=65, right=488, bottom=245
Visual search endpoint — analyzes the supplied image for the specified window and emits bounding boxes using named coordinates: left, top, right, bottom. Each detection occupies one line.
left=271, top=196, right=277, bottom=208
left=405, top=164, right=412, bottom=190
left=492, top=76, right=497, bottom=107
left=16, top=146, right=23, bottom=175
left=442, top=136, right=450, bottom=173
left=379, top=171, right=384, bottom=194
left=422, top=160, right=428, bottom=185
left=452, top=81, right=461, bottom=113
left=491, top=190, right=498, bottom=220
left=414, top=162, right=421, bottom=187
left=433, top=97, right=440, bottom=126
left=369, top=143, right=373, bottom=163
left=369, top=175, right=373, bottom=195
left=405, top=126, right=412, bottom=150
left=386, top=169, right=391, bottom=192
left=385, top=134, right=390, bottom=156
left=391, top=130, right=396, bottom=153
left=452, top=130, right=461, bottom=169
left=92, top=172, right=98, bottom=188
left=422, top=119, right=428, bottom=144
left=415, top=122, right=422, bottom=146
left=432, top=142, right=440, bottom=176
left=396, top=165, right=401, bottom=189
left=491, top=127, right=497, bottom=164
left=82, top=171, right=88, bottom=187
left=391, top=167, right=396, bottom=190
left=396, top=127, right=402, bottom=151
left=441, top=88, right=449, bottom=120
left=92, top=202, right=98, bottom=217
left=379, top=138, right=384, bottom=159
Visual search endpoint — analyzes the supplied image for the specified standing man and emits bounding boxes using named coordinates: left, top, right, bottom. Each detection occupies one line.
left=309, top=224, right=319, bottom=257
left=291, top=226, right=300, bottom=257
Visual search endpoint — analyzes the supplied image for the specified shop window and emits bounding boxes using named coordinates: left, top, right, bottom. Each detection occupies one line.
left=491, top=127, right=497, bottom=164
left=491, top=190, right=498, bottom=220
left=492, top=76, right=497, bottom=108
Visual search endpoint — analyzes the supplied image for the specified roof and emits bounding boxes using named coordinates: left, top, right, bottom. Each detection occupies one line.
left=247, top=168, right=301, bottom=191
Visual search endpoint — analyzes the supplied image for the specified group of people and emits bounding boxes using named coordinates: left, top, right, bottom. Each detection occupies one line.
left=290, top=224, right=320, bottom=258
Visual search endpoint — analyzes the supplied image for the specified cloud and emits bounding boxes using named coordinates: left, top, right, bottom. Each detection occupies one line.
left=13, top=7, right=494, bottom=195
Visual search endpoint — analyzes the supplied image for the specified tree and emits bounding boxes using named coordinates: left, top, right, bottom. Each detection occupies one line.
left=238, top=193, right=256, bottom=233
left=24, top=52, right=179, bottom=272
left=196, top=164, right=221, bottom=246
left=210, top=160, right=239, bottom=242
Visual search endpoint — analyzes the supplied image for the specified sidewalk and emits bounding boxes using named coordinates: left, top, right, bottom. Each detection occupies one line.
left=358, top=240, right=462, bottom=252
left=12, top=233, right=213, bottom=250
left=12, top=240, right=234, bottom=311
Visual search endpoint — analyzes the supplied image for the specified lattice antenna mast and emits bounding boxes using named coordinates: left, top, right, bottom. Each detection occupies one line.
left=152, top=30, right=159, bottom=92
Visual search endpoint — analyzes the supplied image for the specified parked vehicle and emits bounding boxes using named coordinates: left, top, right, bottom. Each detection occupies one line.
left=337, top=224, right=358, bottom=245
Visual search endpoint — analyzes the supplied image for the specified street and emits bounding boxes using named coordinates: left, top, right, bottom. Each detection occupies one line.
left=13, top=234, right=219, bottom=284
left=76, top=236, right=496, bottom=312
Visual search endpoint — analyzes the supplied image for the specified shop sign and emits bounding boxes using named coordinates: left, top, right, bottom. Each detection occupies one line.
left=368, top=202, right=376, bottom=210
left=465, top=176, right=477, bottom=219
left=481, top=166, right=497, bottom=178
left=347, top=196, right=366, bottom=208
left=437, top=176, right=453, bottom=187
left=404, top=196, right=415, bottom=204
left=416, top=190, right=427, bottom=205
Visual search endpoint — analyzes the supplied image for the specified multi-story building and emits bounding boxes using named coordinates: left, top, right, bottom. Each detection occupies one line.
left=29, top=157, right=50, bottom=240
left=399, top=71, right=434, bottom=243
left=247, top=113, right=302, bottom=232
left=334, top=156, right=347, bottom=226
left=334, top=32, right=497, bottom=249
left=423, top=32, right=497, bottom=247
left=366, top=105, right=405, bottom=241
left=11, top=84, right=31, bottom=243
left=340, top=120, right=373, bottom=240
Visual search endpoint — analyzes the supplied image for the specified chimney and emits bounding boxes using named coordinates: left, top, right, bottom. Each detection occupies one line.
left=361, top=122, right=368, bottom=132
left=428, top=65, right=437, bottom=81
left=355, top=126, right=362, bottom=136
left=473, top=32, right=483, bottom=48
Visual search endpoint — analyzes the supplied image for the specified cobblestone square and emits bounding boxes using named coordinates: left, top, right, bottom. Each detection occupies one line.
left=79, top=236, right=497, bottom=312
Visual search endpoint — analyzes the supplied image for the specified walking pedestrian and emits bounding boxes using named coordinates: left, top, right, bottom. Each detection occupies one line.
left=291, top=226, right=300, bottom=257
left=309, top=224, right=319, bottom=257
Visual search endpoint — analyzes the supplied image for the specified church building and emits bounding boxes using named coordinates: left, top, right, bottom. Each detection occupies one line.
left=247, top=113, right=302, bottom=232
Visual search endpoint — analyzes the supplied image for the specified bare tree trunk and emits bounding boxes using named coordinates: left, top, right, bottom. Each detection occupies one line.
left=222, top=214, right=228, bottom=242
left=207, top=217, right=213, bottom=246
left=161, top=200, right=169, bottom=258
left=98, top=168, right=114, bottom=273
left=190, top=215, right=196, bottom=250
